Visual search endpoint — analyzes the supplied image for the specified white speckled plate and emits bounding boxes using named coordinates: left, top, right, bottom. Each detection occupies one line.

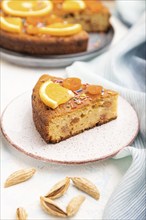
left=1, top=91, right=139, bottom=164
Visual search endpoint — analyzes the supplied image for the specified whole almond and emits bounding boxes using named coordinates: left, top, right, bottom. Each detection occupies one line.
left=16, top=207, right=27, bottom=220
left=4, top=168, right=36, bottom=188
left=71, top=177, right=100, bottom=200
left=45, top=177, right=70, bottom=199
left=66, top=195, right=85, bottom=217
left=40, top=196, right=67, bottom=217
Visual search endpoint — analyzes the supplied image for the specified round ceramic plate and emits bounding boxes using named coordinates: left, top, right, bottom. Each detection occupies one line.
left=1, top=91, right=139, bottom=164
left=1, top=27, right=114, bottom=68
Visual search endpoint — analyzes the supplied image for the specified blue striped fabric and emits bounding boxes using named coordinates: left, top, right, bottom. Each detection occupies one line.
left=67, top=12, right=146, bottom=220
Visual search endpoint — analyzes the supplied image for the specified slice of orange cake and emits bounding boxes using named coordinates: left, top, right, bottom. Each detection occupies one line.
left=32, top=74, right=118, bottom=143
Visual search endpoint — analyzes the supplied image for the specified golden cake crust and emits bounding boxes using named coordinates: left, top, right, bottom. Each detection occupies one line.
left=0, top=29, right=88, bottom=55
left=32, top=75, right=118, bottom=143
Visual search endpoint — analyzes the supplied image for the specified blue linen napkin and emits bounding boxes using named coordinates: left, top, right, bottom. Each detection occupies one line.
left=116, top=0, right=146, bottom=26
left=66, top=12, right=146, bottom=220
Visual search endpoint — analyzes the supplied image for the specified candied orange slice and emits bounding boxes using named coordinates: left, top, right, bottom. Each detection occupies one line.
left=85, top=0, right=102, bottom=12
left=26, top=16, right=47, bottom=26
left=87, top=85, right=103, bottom=95
left=53, top=0, right=64, bottom=4
left=63, top=78, right=81, bottom=91
left=26, top=25, right=39, bottom=35
left=62, top=0, right=86, bottom=12
left=2, top=0, right=53, bottom=17
left=38, top=23, right=82, bottom=36
left=39, top=80, right=74, bottom=109
left=45, top=14, right=63, bottom=25
left=0, top=16, right=22, bottom=33
left=26, top=14, right=63, bottom=26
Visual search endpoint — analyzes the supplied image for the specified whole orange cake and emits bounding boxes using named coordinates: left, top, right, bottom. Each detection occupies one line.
left=0, top=0, right=110, bottom=55
left=32, top=74, right=118, bottom=143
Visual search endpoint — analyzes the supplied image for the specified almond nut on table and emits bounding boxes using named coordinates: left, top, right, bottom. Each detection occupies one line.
left=71, top=177, right=100, bottom=200
left=66, top=195, right=85, bottom=217
left=16, top=207, right=27, bottom=220
left=40, top=196, right=67, bottom=217
left=45, top=177, right=70, bottom=199
left=4, top=168, right=36, bottom=187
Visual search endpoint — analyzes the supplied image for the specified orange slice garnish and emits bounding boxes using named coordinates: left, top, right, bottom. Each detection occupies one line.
left=39, top=80, right=74, bottom=109
left=38, top=23, right=82, bottom=36
left=0, top=16, right=22, bottom=33
left=63, top=78, right=81, bottom=91
left=62, top=0, right=86, bottom=12
left=39, top=23, right=82, bottom=36
left=2, top=0, right=53, bottom=17
left=87, top=85, right=103, bottom=95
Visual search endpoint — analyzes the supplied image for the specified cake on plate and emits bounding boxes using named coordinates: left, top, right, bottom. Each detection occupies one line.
left=0, top=0, right=110, bottom=55
left=32, top=74, right=118, bottom=143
